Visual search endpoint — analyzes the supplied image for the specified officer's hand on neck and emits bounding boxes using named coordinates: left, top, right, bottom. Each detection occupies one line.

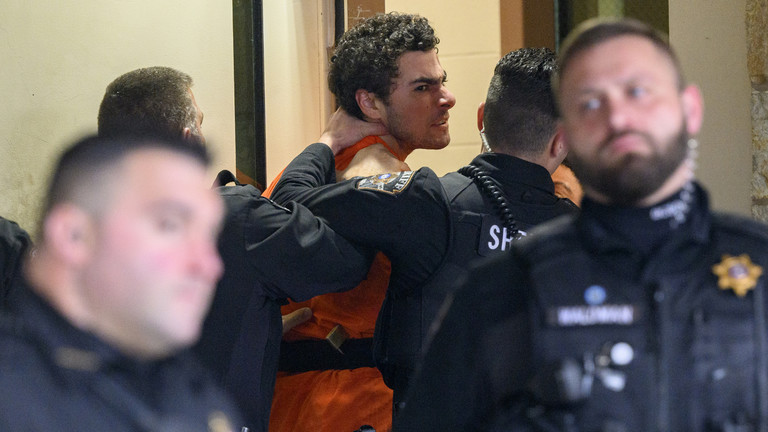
left=319, top=108, right=388, bottom=155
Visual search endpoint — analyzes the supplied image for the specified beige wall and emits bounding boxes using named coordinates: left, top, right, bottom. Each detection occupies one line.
left=263, top=0, right=333, bottom=185
left=1, top=0, right=235, bottom=236
left=670, top=0, right=752, bottom=215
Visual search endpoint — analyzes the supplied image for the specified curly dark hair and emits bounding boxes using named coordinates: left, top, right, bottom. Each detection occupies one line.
left=329, top=12, right=439, bottom=119
left=483, top=48, right=558, bottom=157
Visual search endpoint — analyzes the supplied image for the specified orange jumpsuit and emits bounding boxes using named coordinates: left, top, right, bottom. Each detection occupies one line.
left=552, top=163, right=583, bottom=206
left=267, top=136, right=396, bottom=432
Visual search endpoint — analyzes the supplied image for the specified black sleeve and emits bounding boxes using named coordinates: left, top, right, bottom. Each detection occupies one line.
left=0, top=217, right=31, bottom=310
left=218, top=185, right=373, bottom=301
left=270, top=143, right=452, bottom=291
left=394, top=254, right=528, bottom=431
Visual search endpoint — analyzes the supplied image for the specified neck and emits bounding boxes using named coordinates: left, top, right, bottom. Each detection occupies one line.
left=378, top=135, right=413, bottom=160
left=24, top=250, right=86, bottom=326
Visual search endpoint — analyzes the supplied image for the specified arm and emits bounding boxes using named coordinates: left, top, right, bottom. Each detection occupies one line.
left=270, top=144, right=451, bottom=292
left=218, top=185, right=373, bottom=301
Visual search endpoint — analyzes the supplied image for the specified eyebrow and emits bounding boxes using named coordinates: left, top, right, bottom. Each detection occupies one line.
left=149, top=200, right=192, bottom=221
left=409, top=71, right=448, bottom=86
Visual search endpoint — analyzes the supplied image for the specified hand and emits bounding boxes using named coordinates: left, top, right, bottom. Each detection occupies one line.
left=281, top=307, right=312, bottom=335
left=319, top=108, right=388, bottom=155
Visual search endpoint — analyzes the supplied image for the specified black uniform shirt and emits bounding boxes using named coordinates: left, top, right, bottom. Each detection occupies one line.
left=0, top=281, right=242, bottom=432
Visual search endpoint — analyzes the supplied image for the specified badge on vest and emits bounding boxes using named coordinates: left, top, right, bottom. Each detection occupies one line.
left=712, top=254, right=763, bottom=297
left=356, top=171, right=414, bottom=195
left=477, top=214, right=527, bottom=256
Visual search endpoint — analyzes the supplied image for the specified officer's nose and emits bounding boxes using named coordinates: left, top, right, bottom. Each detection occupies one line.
left=189, top=235, right=223, bottom=284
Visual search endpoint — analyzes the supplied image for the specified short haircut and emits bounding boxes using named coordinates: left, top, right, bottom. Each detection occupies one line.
left=98, top=67, right=197, bottom=141
left=483, top=47, right=558, bottom=157
left=41, top=135, right=210, bottom=230
left=553, top=17, right=685, bottom=100
left=328, top=12, right=439, bottom=119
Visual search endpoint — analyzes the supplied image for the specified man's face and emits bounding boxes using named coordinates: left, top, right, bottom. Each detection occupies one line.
left=558, top=35, right=700, bottom=205
left=82, top=148, right=223, bottom=359
left=378, top=50, right=456, bottom=154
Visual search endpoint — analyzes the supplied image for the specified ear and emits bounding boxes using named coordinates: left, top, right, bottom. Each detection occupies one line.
left=355, top=89, right=385, bottom=121
left=182, top=127, right=193, bottom=141
left=477, top=102, right=485, bottom=132
left=545, top=128, right=568, bottom=172
left=555, top=121, right=569, bottom=154
left=43, top=204, right=96, bottom=268
left=681, top=84, right=704, bottom=136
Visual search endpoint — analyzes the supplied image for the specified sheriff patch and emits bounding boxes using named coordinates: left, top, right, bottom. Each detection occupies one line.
left=357, top=171, right=414, bottom=195
left=547, top=304, right=637, bottom=327
left=478, top=214, right=527, bottom=256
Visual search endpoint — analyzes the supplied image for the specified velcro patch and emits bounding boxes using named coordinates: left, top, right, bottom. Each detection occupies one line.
left=547, top=304, right=638, bottom=327
left=356, top=171, right=414, bottom=194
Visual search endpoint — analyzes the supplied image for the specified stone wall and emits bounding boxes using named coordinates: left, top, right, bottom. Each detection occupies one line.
left=747, top=0, right=768, bottom=221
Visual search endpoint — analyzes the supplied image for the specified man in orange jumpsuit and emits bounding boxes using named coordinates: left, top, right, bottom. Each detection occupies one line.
left=267, top=12, right=455, bottom=432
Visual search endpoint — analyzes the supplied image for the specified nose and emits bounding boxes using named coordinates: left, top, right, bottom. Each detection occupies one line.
left=440, top=86, right=456, bottom=109
left=606, top=96, right=631, bottom=131
left=190, top=236, right=224, bottom=284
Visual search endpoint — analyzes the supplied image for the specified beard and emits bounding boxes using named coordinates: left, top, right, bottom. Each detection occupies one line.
left=568, top=123, right=689, bottom=206
left=385, top=105, right=450, bottom=151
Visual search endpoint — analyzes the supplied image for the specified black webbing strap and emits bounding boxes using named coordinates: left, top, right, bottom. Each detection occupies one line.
left=278, top=338, right=375, bottom=372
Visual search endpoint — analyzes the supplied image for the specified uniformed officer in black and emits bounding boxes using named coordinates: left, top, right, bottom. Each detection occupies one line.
left=394, top=18, right=768, bottom=432
left=96, top=67, right=379, bottom=432
left=271, top=48, right=578, bottom=409
left=0, top=135, right=243, bottom=431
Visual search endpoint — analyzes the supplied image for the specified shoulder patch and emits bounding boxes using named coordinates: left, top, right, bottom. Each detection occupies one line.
left=356, top=171, right=414, bottom=195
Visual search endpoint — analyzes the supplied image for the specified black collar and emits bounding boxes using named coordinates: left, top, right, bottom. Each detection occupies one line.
left=469, top=152, right=556, bottom=196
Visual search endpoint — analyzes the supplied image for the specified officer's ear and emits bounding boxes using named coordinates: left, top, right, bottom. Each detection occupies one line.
left=681, top=84, right=704, bottom=137
left=541, top=125, right=567, bottom=174
left=43, top=203, right=96, bottom=268
left=477, top=102, right=485, bottom=132
left=355, top=89, right=385, bottom=122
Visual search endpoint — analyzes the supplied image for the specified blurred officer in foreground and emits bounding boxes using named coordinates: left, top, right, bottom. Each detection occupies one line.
left=394, top=17, right=768, bottom=432
left=0, top=135, right=243, bottom=431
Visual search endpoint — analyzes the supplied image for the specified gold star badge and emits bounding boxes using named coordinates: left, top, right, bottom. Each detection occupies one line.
left=712, top=254, right=763, bottom=297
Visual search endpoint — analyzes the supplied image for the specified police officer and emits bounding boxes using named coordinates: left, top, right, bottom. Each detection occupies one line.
left=394, top=18, right=768, bottom=431
left=0, top=135, right=243, bottom=431
left=97, top=67, right=380, bottom=432
left=270, top=47, right=578, bottom=409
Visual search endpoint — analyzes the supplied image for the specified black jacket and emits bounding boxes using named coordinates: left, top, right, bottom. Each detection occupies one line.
left=396, top=184, right=768, bottom=431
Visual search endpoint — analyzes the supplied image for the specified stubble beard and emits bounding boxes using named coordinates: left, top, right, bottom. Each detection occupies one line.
left=385, top=105, right=450, bottom=151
